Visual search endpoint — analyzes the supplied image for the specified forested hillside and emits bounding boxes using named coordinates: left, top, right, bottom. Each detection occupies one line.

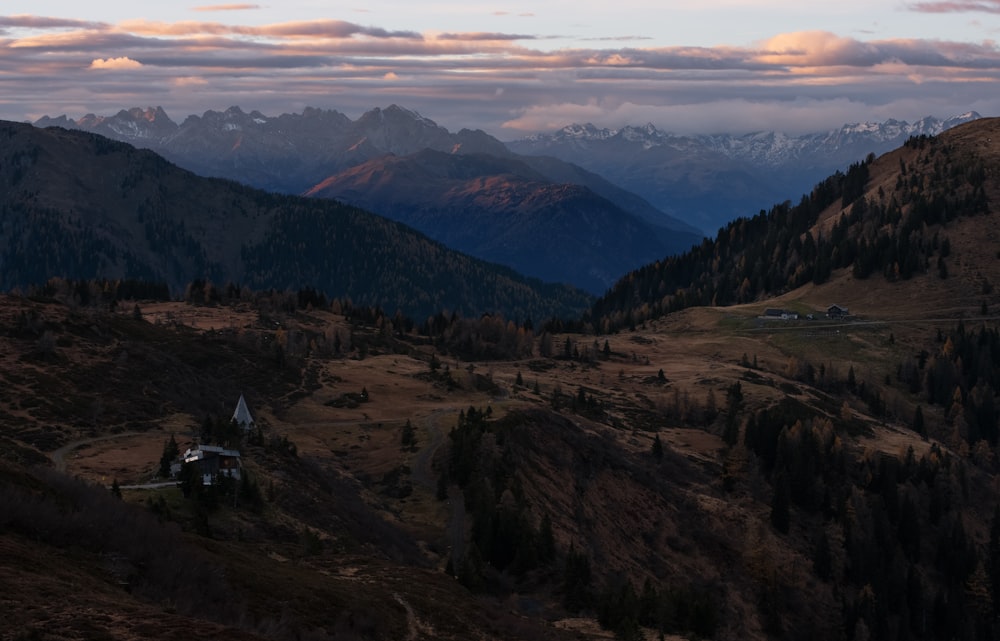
left=588, top=120, right=997, bottom=331
left=0, top=121, right=592, bottom=320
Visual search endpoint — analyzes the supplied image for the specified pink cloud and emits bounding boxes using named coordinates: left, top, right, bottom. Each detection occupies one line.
left=89, top=56, right=143, bottom=70
left=756, top=31, right=880, bottom=67
left=4, top=14, right=1000, bottom=137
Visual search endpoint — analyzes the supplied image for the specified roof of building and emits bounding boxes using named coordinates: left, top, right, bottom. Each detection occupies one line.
left=183, top=445, right=241, bottom=462
left=232, top=394, right=254, bottom=428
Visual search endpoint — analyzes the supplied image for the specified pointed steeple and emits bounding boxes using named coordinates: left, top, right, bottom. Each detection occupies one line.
left=232, top=394, right=255, bottom=431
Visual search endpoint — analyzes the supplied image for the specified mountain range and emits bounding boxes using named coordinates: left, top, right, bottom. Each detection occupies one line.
left=508, top=113, right=981, bottom=233
left=0, top=120, right=592, bottom=320
left=35, top=106, right=703, bottom=293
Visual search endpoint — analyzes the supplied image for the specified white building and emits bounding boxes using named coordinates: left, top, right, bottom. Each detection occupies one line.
left=182, top=445, right=242, bottom=485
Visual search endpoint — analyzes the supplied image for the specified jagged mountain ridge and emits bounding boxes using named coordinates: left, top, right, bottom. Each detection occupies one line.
left=507, top=112, right=982, bottom=233
left=36, top=105, right=703, bottom=292
left=0, top=120, right=593, bottom=320
left=35, top=105, right=496, bottom=194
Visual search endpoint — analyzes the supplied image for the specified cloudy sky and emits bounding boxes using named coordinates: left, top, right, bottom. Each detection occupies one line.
left=1, top=1, right=998, bottom=136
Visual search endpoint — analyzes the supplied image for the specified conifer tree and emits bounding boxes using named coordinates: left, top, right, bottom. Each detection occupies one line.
left=813, top=529, right=832, bottom=580
left=771, top=472, right=791, bottom=534
left=913, top=406, right=926, bottom=438
left=990, top=505, right=1000, bottom=615
left=158, top=433, right=180, bottom=478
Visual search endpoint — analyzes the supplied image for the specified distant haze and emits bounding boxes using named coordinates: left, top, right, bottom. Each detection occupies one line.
left=3, top=1, right=999, bottom=136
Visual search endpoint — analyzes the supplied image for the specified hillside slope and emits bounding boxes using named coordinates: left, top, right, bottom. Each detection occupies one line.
left=306, top=149, right=690, bottom=293
left=0, top=121, right=591, bottom=320
left=589, top=118, right=1000, bottom=330
left=3, top=279, right=1000, bottom=640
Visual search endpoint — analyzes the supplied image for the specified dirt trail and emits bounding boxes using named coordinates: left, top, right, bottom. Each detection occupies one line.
left=409, top=408, right=466, bottom=567
left=50, top=432, right=141, bottom=473
left=393, top=593, right=419, bottom=641
left=411, top=409, right=455, bottom=490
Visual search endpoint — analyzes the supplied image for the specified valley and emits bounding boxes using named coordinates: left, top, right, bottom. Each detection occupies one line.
left=2, top=116, right=1000, bottom=641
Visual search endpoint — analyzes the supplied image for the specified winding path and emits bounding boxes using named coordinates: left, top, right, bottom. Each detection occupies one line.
left=49, top=432, right=141, bottom=474
left=410, top=408, right=455, bottom=491
left=407, top=408, right=466, bottom=567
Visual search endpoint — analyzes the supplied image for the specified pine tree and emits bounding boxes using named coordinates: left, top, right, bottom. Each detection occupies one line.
left=158, top=433, right=180, bottom=478
left=563, top=544, right=592, bottom=612
left=401, top=419, right=416, bottom=450
left=538, top=513, right=556, bottom=565
left=913, top=405, right=926, bottom=438
left=771, top=472, right=791, bottom=534
left=989, top=504, right=1000, bottom=615
left=813, top=529, right=832, bottom=580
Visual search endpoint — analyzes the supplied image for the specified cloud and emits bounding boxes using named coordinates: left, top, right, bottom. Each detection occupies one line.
left=0, top=15, right=107, bottom=29
left=908, top=0, right=1000, bottom=12
left=4, top=14, right=1000, bottom=136
left=192, top=4, right=262, bottom=11
left=172, top=76, right=209, bottom=86
left=89, top=57, right=143, bottom=70
left=436, top=32, right=536, bottom=41
left=113, top=18, right=423, bottom=40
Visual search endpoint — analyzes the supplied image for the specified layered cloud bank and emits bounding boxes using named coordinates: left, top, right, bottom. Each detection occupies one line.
left=2, top=8, right=998, bottom=134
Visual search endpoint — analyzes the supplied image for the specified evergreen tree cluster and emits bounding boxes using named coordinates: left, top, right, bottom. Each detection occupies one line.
left=239, top=197, right=592, bottom=321
left=420, top=312, right=535, bottom=361
left=0, top=204, right=160, bottom=291
left=741, top=392, right=999, bottom=640
left=908, top=321, right=1000, bottom=447
left=596, top=579, right=718, bottom=641
left=443, top=407, right=556, bottom=589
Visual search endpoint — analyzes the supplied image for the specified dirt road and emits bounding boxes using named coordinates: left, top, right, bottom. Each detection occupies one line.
left=49, top=432, right=141, bottom=474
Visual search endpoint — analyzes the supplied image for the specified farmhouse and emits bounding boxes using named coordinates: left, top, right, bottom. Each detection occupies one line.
left=182, top=445, right=242, bottom=485
left=827, top=304, right=850, bottom=319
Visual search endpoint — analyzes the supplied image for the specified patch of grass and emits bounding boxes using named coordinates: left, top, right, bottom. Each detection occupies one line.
left=717, top=314, right=754, bottom=331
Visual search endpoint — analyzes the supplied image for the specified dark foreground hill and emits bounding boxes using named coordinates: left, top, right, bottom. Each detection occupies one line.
left=3, top=276, right=1000, bottom=640
left=0, top=121, right=591, bottom=320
